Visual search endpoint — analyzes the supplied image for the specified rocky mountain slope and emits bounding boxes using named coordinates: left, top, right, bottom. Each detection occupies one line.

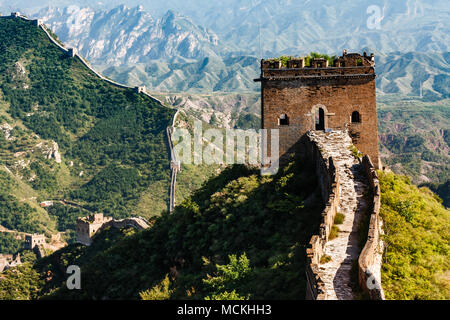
left=377, top=97, right=449, bottom=187
left=376, top=52, right=450, bottom=99
left=99, top=52, right=450, bottom=98
left=33, top=5, right=220, bottom=65
left=99, top=55, right=259, bottom=93
left=8, top=1, right=447, bottom=57
left=192, top=0, right=450, bottom=56
left=1, top=4, right=441, bottom=96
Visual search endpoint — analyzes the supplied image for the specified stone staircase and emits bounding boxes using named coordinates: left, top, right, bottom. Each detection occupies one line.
left=308, top=130, right=369, bottom=300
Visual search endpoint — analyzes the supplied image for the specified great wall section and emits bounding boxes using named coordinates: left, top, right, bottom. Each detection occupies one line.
left=167, top=110, right=181, bottom=213
left=304, top=130, right=384, bottom=300
left=1, top=13, right=387, bottom=300
left=0, top=13, right=180, bottom=214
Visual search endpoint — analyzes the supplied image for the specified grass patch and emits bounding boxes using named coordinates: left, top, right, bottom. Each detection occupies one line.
left=329, top=225, right=340, bottom=240
left=334, top=212, right=345, bottom=224
left=348, top=145, right=362, bottom=159
left=379, top=171, right=450, bottom=300
left=320, top=254, right=332, bottom=264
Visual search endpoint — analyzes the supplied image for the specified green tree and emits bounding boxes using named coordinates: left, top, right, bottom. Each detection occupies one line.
left=203, top=253, right=251, bottom=300
left=139, top=274, right=173, bottom=300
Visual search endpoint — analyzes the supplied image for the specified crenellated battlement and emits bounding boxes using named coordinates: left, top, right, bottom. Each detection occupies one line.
left=256, top=49, right=379, bottom=169
left=258, top=52, right=376, bottom=83
left=260, top=50, right=375, bottom=72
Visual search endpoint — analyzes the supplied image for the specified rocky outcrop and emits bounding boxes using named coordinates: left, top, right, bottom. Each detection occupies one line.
left=47, top=141, right=61, bottom=163
left=0, top=123, right=14, bottom=141
left=101, top=217, right=150, bottom=231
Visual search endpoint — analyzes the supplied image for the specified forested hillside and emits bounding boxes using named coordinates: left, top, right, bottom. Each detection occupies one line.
left=377, top=98, right=449, bottom=206
left=379, top=171, right=450, bottom=299
left=1, top=162, right=448, bottom=300
left=0, top=160, right=323, bottom=300
left=0, top=17, right=175, bottom=243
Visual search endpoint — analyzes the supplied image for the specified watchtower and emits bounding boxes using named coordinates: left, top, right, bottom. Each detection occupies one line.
left=135, top=86, right=146, bottom=94
left=67, top=48, right=77, bottom=58
left=255, top=50, right=380, bottom=168
left=25, top=234, right=46, bottom=250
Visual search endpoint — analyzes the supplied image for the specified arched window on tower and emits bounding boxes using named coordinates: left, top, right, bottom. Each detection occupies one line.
left=315, top=108, right=325, bottom=130
left=352, top=111, right=361, bottom=123
left=279, top=114, right=289, bottom=126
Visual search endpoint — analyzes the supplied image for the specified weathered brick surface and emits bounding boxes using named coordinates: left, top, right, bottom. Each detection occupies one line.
left=257, top=52, right=380, bottom=168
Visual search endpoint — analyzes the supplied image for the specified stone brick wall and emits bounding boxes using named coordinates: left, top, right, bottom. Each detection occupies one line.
left=25, top=234, right=46, bottom=250
left=257, top=52, right=380, bottom=168
left=358, top=155, right=385, bottom=299
left=304, top=135, right=341, bottom=300
left=100, top=217, right=150, bottom=232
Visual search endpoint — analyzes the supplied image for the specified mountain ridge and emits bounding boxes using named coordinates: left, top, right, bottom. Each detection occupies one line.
left=19, top=1, right=449, bottom=59
left=0, top=16, right=175, bottom=242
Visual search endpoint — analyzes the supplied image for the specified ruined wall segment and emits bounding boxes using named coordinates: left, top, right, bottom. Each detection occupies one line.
left=76, top=213, right=113, bottom=246
left=25, top=234, right=46, bottom=250
left=76, top=214, right=150, bottom=246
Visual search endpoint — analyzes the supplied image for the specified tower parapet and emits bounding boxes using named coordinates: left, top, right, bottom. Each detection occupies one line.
left=258, top=51, right=376, bottom=80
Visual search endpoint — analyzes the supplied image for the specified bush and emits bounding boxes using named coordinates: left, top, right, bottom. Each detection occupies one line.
left=0, top=233, right=23, bottom=254
left=139, top=275, right=172, bottom=300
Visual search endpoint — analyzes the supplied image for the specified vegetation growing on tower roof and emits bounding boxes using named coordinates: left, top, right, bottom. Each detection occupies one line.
left=267, top=52, right=338, bottom=67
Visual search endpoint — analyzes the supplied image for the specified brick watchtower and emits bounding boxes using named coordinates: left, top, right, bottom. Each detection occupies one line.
left=255, top=50, right=380, bottom=168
